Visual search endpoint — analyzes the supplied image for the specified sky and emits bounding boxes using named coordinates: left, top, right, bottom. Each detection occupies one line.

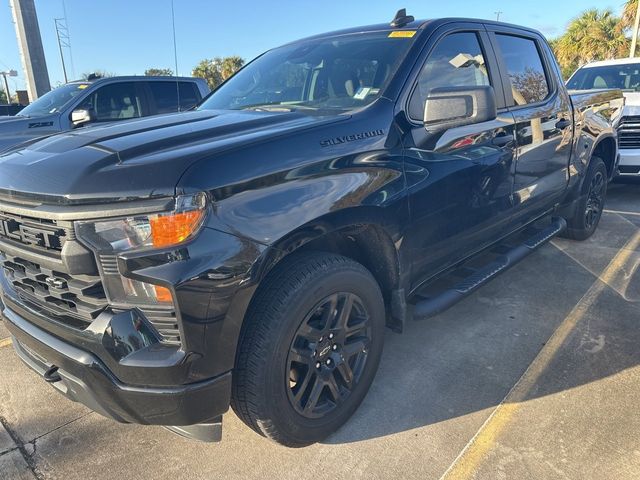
left=0, top=0, right=630, bottom=94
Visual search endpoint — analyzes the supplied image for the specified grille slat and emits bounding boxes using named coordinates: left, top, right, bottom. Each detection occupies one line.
left=618, top=116, right=640, bottom=149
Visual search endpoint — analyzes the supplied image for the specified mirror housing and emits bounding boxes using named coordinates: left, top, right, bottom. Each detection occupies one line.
left=423, top=85, right=497, bottom=132
left=70, top=108, right=95, bottom=127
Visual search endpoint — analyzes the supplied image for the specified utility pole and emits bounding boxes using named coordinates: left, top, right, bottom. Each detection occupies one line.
left=0, top=70, right=18, bottom=104
left=631, top=0, right=640, bottom=58
left=495, top=11, right=503, bottom=21
left=54, top=18, right=70, bottom=83
left=9, top=0, right=51, bottom=101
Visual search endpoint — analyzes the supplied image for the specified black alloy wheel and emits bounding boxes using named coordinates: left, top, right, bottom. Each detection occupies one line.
left=286, top=292, right=372, bottom=418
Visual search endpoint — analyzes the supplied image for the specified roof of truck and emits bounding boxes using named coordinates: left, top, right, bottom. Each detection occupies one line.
left=578, top=58, right=640, bottom=69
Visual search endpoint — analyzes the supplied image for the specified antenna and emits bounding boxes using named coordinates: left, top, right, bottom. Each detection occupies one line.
left=494, top=11, right=503, bottom=21
left=390, top=8, right=414, bottom=28
left=170, top=0, right=181, bottom=111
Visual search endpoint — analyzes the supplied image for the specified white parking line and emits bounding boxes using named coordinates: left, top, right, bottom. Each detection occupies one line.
left=604, top=209, right=640, bottom=217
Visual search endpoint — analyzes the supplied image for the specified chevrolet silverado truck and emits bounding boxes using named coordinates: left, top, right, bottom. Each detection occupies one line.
left=0, top=75, right=210, bottom=152
left=0, top=11, right=623, bottom=447
left=567, top=58, right=640, bottom=177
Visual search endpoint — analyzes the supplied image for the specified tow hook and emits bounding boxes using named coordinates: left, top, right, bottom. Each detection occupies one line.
left=43, top=365, right=62, bottom=383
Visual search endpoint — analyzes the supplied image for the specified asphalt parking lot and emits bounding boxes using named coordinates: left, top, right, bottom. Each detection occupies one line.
left=0, top=180, right=638, bottom=480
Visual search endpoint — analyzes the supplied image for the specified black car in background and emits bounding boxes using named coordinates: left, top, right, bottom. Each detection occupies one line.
left=0, top=75, right=210, bottom=151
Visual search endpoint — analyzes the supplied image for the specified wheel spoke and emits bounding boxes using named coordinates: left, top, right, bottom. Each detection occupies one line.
left=303, top=377, right=325, bottom=414
left=296, top=322, right=322, bottom=343
left=325, top=373, right=342, bottom=403
left=335, top=359, right=354, bottom=387
left=334, top=293, right=355, bottom=330
left=289, top=346, right=312, bottom=366
left=320, top=294, right=339, bottom=333
left=342, top=338, right=369, bottom=360
left=293, top=370, right=314, bottom=403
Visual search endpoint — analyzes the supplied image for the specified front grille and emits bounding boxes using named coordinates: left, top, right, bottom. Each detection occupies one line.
left=138, top=307, right=181, bottom=344
left=618, top=116, right=640, bottom=149
left=0, top=251, right=107, bottom=327
left=0, top=212, right=73, bottom=258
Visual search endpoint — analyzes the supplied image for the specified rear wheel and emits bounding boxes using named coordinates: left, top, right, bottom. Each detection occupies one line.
left=231, top=252, right=385, bottom=447
left=562, top=156, right=607, bottom=241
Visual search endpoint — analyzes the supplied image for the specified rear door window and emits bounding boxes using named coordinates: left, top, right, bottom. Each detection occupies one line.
left=495, top=34, right=550, bottom=106
left=148, top=81, right=202, bottom=114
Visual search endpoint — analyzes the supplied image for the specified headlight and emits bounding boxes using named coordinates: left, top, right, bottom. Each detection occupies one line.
left=76, top=193, right=208, bottom=306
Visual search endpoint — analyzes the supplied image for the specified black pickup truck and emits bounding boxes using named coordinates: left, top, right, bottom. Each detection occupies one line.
left=0, top=11, right=623, bottom=447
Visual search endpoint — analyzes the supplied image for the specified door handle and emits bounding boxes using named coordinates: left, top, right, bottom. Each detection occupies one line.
left=492, top=134, right=514, bottom=147
left=555, top=119, right=571, bottom=130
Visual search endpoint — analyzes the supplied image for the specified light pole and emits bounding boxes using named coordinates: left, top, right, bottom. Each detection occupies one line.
left=0, top=70, right=18, bottom=104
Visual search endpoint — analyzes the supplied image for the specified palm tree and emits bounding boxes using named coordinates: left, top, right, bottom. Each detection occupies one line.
left=552, top=9, right=629, bottom=78
left=622, top=0, right=638, bottom=30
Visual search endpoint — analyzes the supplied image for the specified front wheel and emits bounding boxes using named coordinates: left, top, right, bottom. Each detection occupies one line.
left=231, top=252, right=385, bottom=447
left=561, top=156, right=607, bottom=241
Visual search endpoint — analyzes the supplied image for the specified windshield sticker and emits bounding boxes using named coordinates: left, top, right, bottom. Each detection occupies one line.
left=353, top=87, right=372, bottom=100
left=77, top=84, right=89, bottom=89
left=388, top=31, right=416, bottom=38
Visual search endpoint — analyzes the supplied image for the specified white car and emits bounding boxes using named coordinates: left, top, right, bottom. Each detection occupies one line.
left=567, top=58, right=640, bottom=177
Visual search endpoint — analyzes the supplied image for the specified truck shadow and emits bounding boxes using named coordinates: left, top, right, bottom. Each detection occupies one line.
left=326, top=182, right=640, bottom=445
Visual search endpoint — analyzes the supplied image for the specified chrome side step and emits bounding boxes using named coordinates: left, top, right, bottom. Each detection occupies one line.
left=412, top=217, right=566, bottom=320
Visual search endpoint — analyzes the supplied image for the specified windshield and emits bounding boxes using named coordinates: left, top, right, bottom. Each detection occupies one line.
left=198, top=31, right=416, bottom=113
left=567, top=64, right=640, bottom=91
left=18, top=83, right=90, bottom=117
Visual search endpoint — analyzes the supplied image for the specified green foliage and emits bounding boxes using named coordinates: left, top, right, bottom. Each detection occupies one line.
left=191, top=56, right=245, bottom=90
left=144, top=68, right=174, bottom=76
left=551, top=8, right=630, bottom=80
left=0, top=90, right=7, bottom=104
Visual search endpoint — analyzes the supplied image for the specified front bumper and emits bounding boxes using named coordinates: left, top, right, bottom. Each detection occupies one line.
left=618, top=149, right=640, bottom=175
left=2, top=301, right=231, bottom=440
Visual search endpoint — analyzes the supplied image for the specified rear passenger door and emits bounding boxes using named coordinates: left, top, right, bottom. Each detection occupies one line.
left=147, top=81, right=202, bottom=115
left=487, top=27, right=573, bottom=225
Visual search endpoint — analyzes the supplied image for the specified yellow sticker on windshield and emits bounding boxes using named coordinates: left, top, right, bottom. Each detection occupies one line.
left=388, top=31, right=416, bottom=38
left=77, top=84, right=89, bottom=89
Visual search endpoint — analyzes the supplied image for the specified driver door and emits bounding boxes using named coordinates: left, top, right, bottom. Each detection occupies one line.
left=400, top=26, right=517, bottom=289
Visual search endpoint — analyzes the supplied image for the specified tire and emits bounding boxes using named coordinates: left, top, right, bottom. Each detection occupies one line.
left=561, top=156, right=607, bottom=241
left=231, top=252, right=385, bottom=447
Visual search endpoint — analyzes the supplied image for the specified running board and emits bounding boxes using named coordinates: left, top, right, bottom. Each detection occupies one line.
left=412, top=217, right=566, bottom=320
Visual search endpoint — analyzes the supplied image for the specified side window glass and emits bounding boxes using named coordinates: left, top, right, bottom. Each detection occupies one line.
left=495, top=34, right=550, bottom=106
left=88, top=83, right=142, bottom=121
left=178, top=82, right=200, bottom=110
left=409, top=32, right=490, bottom=120
left=149, top=82, right=179, bottom=114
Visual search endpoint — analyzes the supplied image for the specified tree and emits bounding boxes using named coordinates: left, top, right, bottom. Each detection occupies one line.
left=80, top=70, right=116, bottom=80
left=622, top=0, right=638, bottom=30
left=551, top=9, right=629, bottom=79
left=144, top=68, right=173, bottom=76
left=0, top=90, right=7, bottom=104
left=192, top=56, right=245, bottom=90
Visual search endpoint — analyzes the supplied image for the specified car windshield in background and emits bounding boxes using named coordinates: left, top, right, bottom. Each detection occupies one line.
left=567, top=64, right=640, bottom=91
left=198, top=31, right=416, bottom=113
left=18, top=83, right=90, bottom=117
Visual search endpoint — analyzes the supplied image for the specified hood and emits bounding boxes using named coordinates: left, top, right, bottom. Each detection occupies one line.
left=623, top=92, right=640, bottom=115
left=0, top=114, right=59, bottom=152
left=0, top=109, right=342, bottom=206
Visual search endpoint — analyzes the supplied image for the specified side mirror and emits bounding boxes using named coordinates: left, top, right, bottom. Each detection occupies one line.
left=423, top=85, right=497, bottom=132
left=70, top=108, right=95, bottom=127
